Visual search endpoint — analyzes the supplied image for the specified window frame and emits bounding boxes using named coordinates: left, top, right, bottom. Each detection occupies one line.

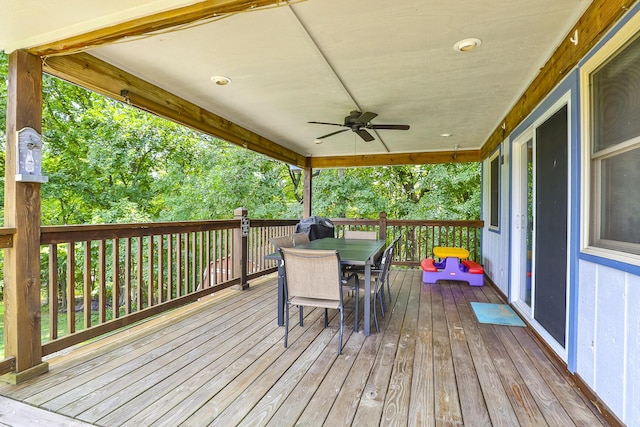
left=580, top=11, right=640, bottom=265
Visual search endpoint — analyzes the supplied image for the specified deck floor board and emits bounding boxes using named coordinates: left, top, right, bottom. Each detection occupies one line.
left=0, top=271, right=607, bottom=426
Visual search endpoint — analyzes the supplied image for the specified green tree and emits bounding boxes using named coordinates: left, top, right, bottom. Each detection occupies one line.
left=41, top=76, right=201, bottom=224
left=312, top=163, right=480, bottom=220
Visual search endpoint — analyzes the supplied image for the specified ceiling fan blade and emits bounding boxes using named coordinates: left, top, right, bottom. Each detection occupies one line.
left=356, top=129, right=375, bottom=142
left=308, top=121, right=345, bottom=127
left=356, top=111, right=378, bottom=123
left=317, top=128, right=349, bottom=139
left=368, top=124, right=410, bottom=130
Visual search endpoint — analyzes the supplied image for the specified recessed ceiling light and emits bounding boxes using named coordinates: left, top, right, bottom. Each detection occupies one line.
left=454, top=38, right=482, bottom=52
left=314, top=139, right=324, bottom=144
left=440, top=133, right=452, bottom=137
left=210, top=75, right=232, bottom=86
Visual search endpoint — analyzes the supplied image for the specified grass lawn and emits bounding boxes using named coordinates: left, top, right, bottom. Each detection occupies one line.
left=1, top=303, right=122, bottom=357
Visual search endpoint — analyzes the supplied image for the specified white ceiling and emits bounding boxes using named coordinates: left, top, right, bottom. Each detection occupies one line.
left=1, top=0, right=590, bottom=159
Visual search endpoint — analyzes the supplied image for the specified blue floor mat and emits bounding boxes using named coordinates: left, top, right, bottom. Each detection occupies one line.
left=470, top=302, right=526, bottom=327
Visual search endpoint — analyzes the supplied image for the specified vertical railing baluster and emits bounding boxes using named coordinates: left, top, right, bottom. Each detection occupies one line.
left=67, top=242, right=76, bottom=335
left=148, top=235, right=154, bottom=307
left=48, top=244, right=58, bottom=340
left=167, top=234, right=174, bottom=299
left=205, top=231, right=211, bottom=288
left=125, top=237, right=132, bottom=315
left=158, top=234, right=164, bottom=303
left=112, top=238, right=120, bottom=319
left=222, top=229, right=227, bottom=281
left=83, top=241, right=92, bottom=329
left=99, top=240, right=106, bottom=323
left=213, top=230, right=219, bottom=286
left=183, top=233, right=189, bottom=295
left=198, top=231, right=203, bottom=290
left=137, top=237, right=143, bottom=310
left=176, top=233, right=182, bottom=297
left=191, top=232, right=197, bottom=292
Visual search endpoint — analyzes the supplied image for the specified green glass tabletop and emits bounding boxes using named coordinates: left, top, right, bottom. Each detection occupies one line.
left=266, top=237, right=386, bottom=265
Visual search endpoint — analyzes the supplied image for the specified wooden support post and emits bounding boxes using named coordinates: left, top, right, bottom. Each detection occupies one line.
left=232, top=207, right=249, bottom=290
left=379, top=211, right=388, bottom=241
left=2, top=50, right=48, bottom=383
left=303, top=165, right=312, bottom=218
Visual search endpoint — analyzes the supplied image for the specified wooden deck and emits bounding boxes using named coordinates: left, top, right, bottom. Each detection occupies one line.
left=0, top=270, right=607, bottom=426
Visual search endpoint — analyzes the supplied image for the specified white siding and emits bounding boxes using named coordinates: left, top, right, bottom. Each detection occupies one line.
left=577, top=260, right=640, bottom=426
left=627, top=279, right=640, bottom=424
left=577, top=261, right=596, bottom=387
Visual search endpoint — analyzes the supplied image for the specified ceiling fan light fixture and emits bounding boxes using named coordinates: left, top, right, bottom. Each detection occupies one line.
left=308, top=110, right=409, bottom=142
left=454, top=38, right=481, bottom=52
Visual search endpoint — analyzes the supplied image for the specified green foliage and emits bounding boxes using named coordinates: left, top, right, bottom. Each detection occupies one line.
left=312, top=163, right=480, bottom=220
left=154, top=140, right=300, bottom=220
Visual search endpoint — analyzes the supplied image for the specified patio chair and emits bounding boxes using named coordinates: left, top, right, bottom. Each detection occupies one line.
left=342, top=230, right=378, bottom=276
left=376, top=237, right=400, bottom=307
left=269, top=235, right=294, bottom=250
left=371, top=242, right=395, bottom=333
left=292, top=232, right=311, bottom=246
left=280, top=247, right=358, bottom=354
left=355, top=236, right=400, bottom=321
left=344, top=229, right=377, bottom=240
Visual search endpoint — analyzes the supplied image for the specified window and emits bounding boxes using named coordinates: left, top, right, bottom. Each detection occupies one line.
left=489, top=148, right=501, bottom=231
left=585, top=27, right=640, bottom=257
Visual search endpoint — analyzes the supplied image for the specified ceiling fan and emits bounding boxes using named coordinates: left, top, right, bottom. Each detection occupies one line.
left=308, top=110, right=410, bottom=142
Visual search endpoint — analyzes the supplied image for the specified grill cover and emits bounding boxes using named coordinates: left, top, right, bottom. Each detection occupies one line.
left=295, top=216, right=335, bottom=240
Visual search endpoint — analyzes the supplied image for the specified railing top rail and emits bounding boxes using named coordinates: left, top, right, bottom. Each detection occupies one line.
left=0, top=227, right=17, bottom=235
left=330, top=219, right=379, bottom=225
left=384, top=219, right=484, bottom=227
left=41, top=220, right=239, bottom=244
left=249, top=219, right=299, bottom=227
left=39, top=218, right=483, bottom=245
left=331, top=218, right=483, bottom=228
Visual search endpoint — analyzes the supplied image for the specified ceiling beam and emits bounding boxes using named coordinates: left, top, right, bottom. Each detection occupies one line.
left=481, top=0, right=638, bottom=158
left=310, top=150, right=481, bottom=169
left=28, top=0, right=307, bottom=57
left=43, top=52, right=306, bottom=167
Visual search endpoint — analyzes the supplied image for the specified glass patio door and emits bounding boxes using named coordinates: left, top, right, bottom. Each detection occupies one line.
left=513, top=135, right=534, bottom=316
left=511, top=103, right=569, bottom=359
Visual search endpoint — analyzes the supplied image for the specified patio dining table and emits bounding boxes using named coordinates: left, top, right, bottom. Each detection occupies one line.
left=265, top=237, right=386, bottom=336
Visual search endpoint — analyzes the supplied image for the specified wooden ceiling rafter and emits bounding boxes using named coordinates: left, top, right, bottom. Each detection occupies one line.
left=310, top=150, right=481, bottom=169
left=43, top=52, right=307, bottom=168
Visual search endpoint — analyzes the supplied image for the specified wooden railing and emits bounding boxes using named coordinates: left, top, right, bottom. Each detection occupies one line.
left=250, top=214, right=483, bottom=270
left=39, top=220, right=244, bottom=355
left=246, top=219, right=298, bottom=275
left=332, top=214, right=483, bottom=265
left=2, top=213, right=482, bottom=361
